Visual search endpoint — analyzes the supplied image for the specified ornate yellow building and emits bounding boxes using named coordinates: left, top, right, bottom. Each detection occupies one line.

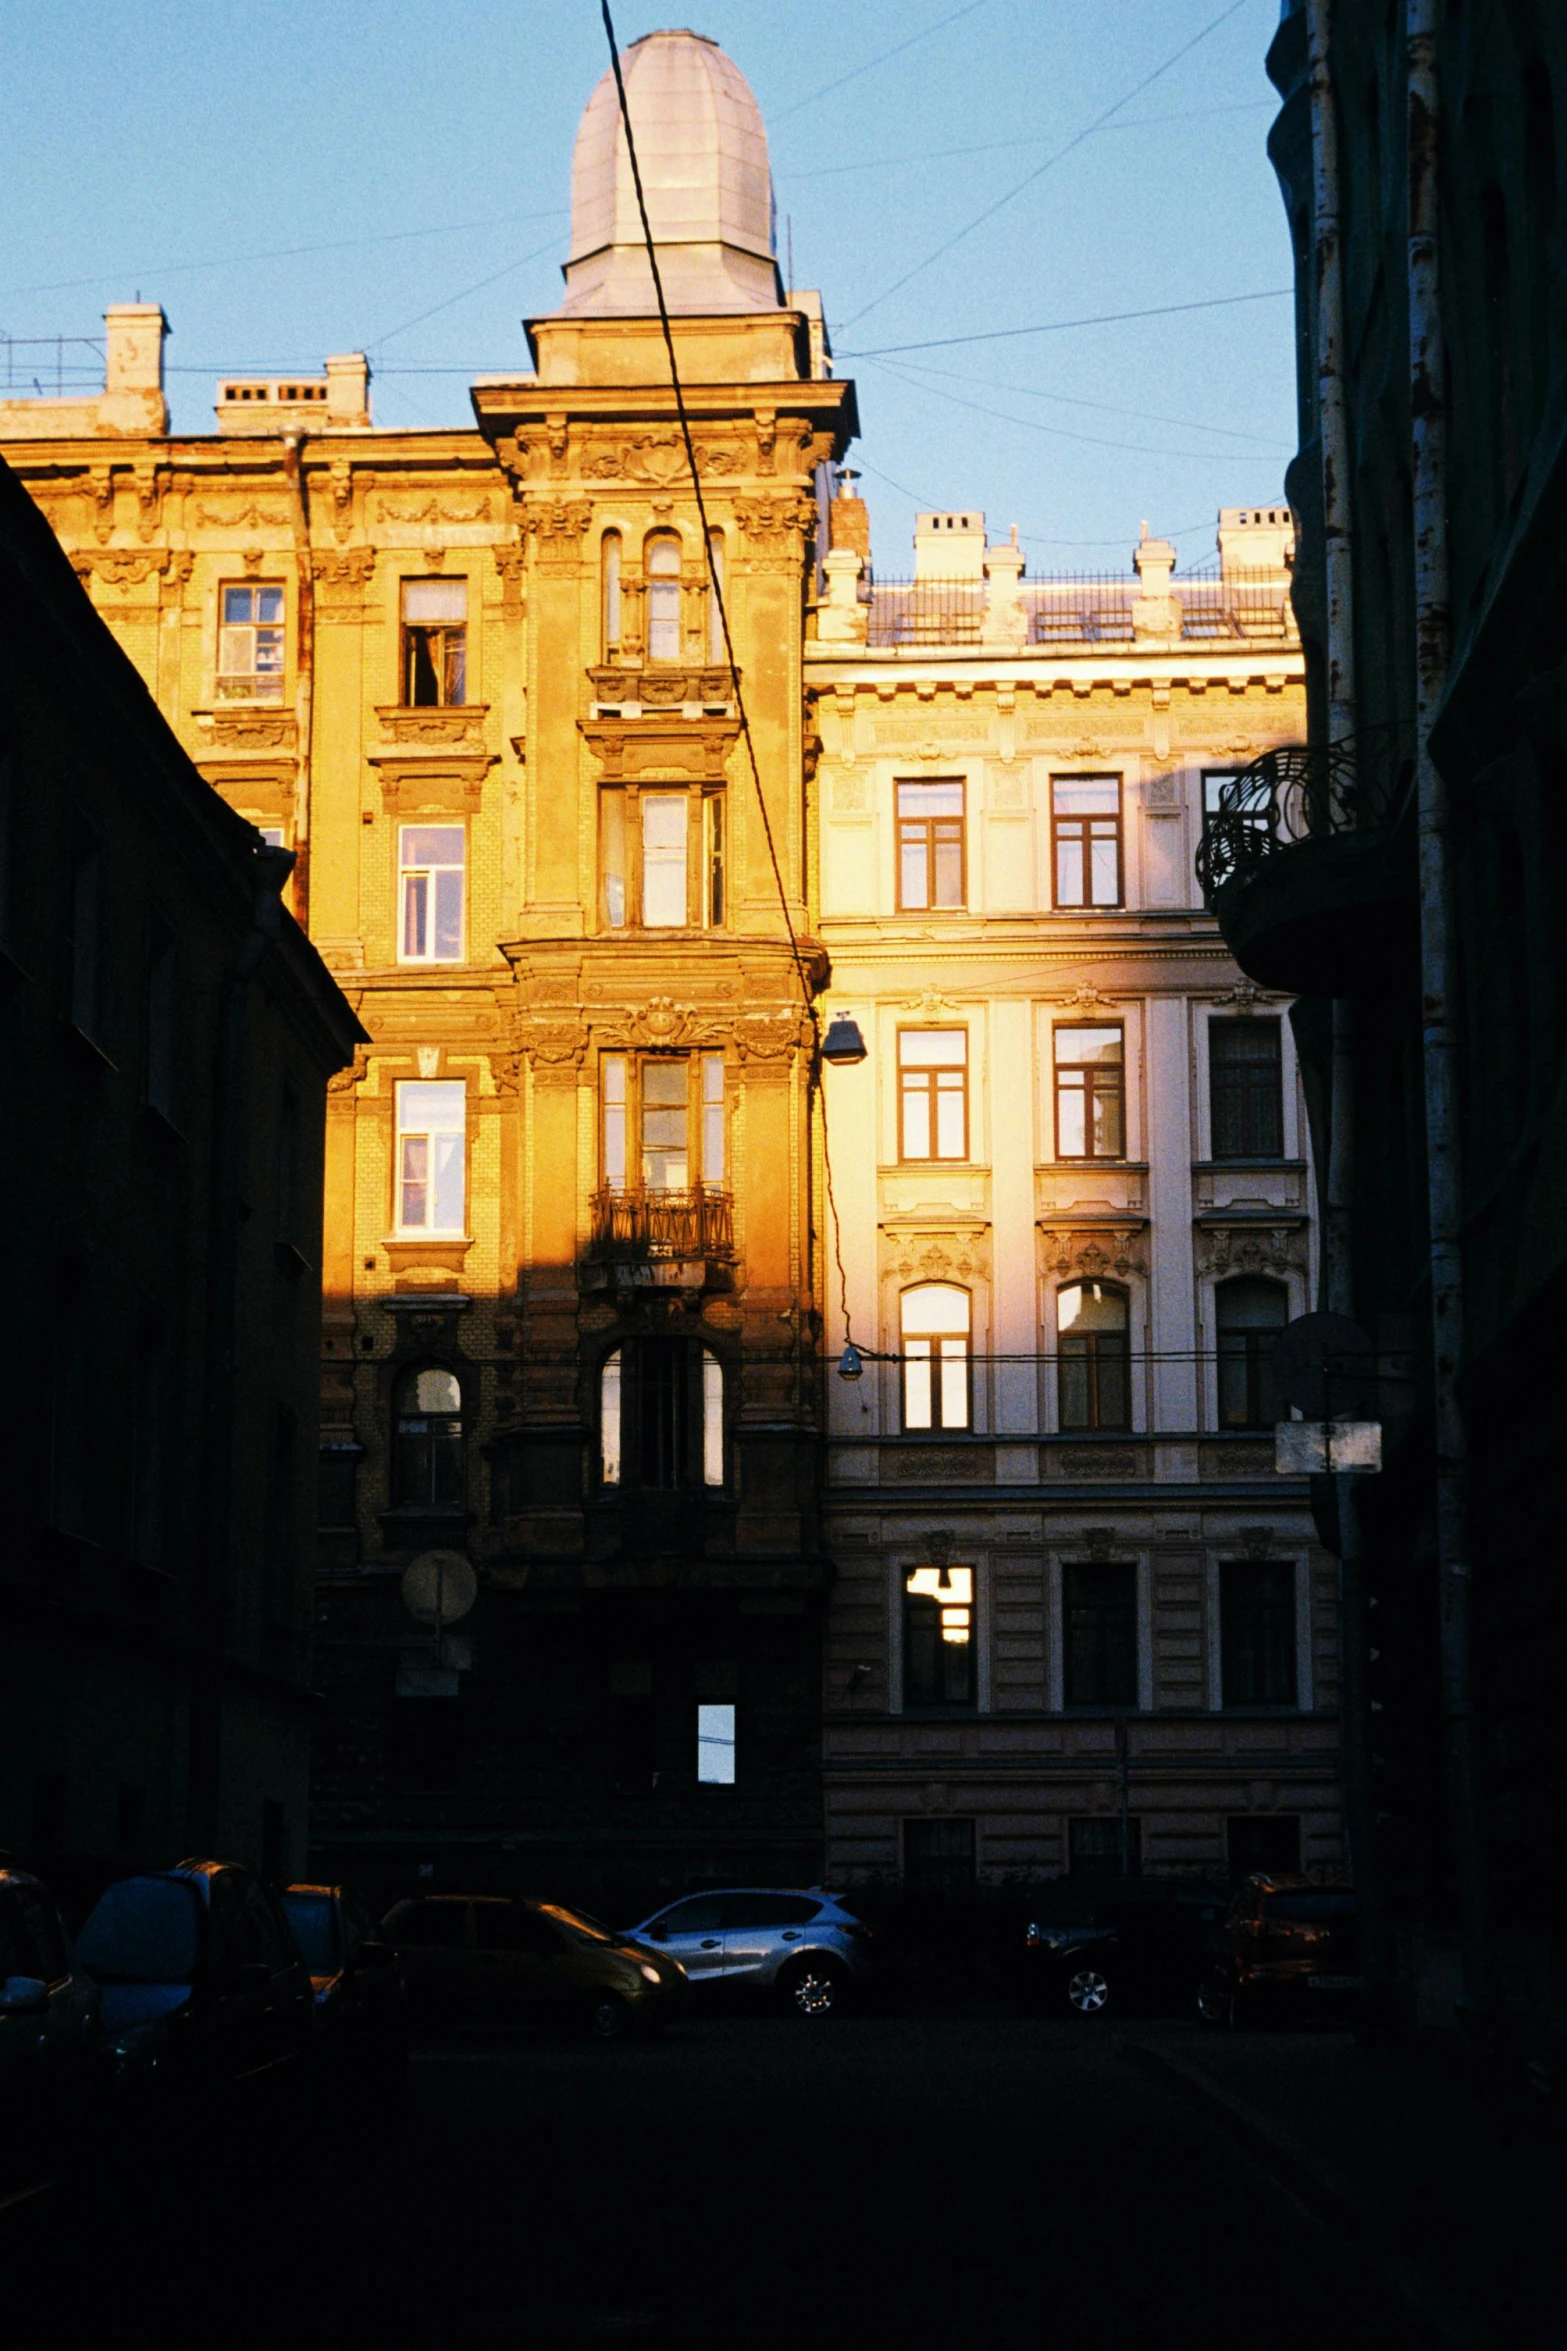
left=3, top=27, right=1336, bottom=1910
left=3, top=32, right=853, bottom=1902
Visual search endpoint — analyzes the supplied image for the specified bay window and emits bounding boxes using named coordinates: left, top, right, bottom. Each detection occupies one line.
left=601, top=784, right=726, bottom=930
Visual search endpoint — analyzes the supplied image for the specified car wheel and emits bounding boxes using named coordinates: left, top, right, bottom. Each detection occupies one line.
left=1066, top=1967, right=1111, bottom=2016
left=1197, top=1972, right=1235, bottom=2030
left=781, top=1960, right=845, bottom=2018
left=588, top=1992, right=634, bottom=2042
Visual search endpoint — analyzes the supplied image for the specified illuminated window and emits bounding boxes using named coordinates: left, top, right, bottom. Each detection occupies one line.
left=697, top=1703, right=736, bottom=1785
left=1058, top=1281, right=1130, bottom=1431
left=391, top=1367, right=462, bottom=1508
left=1051, top=775, right=1121, bottom=907
left=646, top=534, right=682, bottom=662
left=399, top=825, right=465, bottom=963
left=600, top=1351, right=622, bottom=1485
left=1054, top=1025, right=1124, bottom=1159
left=904, top=1565, right=975, bottom=1708
left=901, top=1283, right=970, bottom=1431
left=401, top=578, right=466, bottom=707
left=395, top=1080, right=465, bottom=1233
left=898, top=1029, right=967, bottom=1160
left=897, top=780, right=966, bottom=911
left=217, top=583, right=284, bottom=703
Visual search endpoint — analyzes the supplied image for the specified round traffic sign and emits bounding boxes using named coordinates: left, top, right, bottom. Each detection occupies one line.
left=401, top=1549, right=477, bottom=1628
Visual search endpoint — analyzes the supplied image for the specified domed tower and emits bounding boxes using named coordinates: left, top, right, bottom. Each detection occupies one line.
left=561, top=28, right=781, bottom=316
left=467, top=30, right=857, bottom=1892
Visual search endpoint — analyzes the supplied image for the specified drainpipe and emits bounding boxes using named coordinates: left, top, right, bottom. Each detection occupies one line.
left=1307, top=0, right=1385, bottom=1999
left=281, top=432, right=315, bottom=929
left=187, top=846, right=296, bottom=1855
left=1407, top=0, right=1490, bottom=2018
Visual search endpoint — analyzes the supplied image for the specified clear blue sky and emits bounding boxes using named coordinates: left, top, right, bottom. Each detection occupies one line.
left=0, top=0, right=1295, bottom=569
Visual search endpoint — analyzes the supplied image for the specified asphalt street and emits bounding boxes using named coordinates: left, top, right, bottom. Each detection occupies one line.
left=18, top=2017, right=1440, bottom=2349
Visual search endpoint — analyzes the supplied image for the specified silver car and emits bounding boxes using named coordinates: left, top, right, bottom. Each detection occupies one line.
left=626, top=1888, right=875, bottom=2017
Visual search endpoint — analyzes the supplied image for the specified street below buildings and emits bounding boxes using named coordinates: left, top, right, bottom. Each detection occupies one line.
left=9, top=2015, right=1497, bottom=2349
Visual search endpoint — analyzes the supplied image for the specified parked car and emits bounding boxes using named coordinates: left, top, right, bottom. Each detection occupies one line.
left=382, top=1894, right=689, bottom=2041
left=625, top=1888, right=877, bottom=2017
left=1198, top=1875, right=1361, bottom=2026
left=1024, top=1882, right=1230, bottom=2017
left=74, top=1861, right=314, bottom=2105
left=0, top=1869, right=102, bottom=2208
left=280, top=1884, right=407, bottom=2098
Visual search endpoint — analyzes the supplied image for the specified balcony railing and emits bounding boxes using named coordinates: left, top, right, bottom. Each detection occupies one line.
left=1195, top=741, right=1368, bottom=901
left=588, top=1185, right=735, bottom=1262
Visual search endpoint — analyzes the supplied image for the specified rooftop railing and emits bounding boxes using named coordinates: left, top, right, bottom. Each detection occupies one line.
left=865, top=578, right=985, bottom=646
left=861, top=565, right=1298, bottom=650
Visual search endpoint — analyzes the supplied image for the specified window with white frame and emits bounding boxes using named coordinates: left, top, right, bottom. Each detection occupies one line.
left=641, top=793, right=688, bottom=925
left=217, top=583, right=285, bottom=703
left=395, top=1080, right=465, bottom=1234
left=646, top=534, right=682, bottom=662
left=901, top=1283, right=971, bottom=1430
left=898, top=1029, right=968, bottom=1160
left=1051, top=776, right=1122, bottom=907
left=399, top=825, right=465, bottom=963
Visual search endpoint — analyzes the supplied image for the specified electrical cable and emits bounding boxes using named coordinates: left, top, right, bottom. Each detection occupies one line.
left=867, top=353, right=1290, bottom=465
left=776, top=98, right=1274, bottom=179
left=598, top=2, right=856, bottom=1348
left=840, top=287, right=1293, bottom=362
left=835, top=0, right=1253, bottom=332
left=770, top=0, right=993, bottom=126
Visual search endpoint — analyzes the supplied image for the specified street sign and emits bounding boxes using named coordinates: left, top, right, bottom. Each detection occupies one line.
left=401, top=1549, right=477, bottom=1629
left=1271, top=1313, right=1377, bottom=1419
left=1275, top=1420, right=1383, bottom=1474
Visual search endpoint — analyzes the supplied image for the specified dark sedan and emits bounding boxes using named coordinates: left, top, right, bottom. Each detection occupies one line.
left=384, top=1894, right=689, bottom=2040
left=1025, top=1883, right=1229, bottom=2017
left=75, top=1861, right=314, bottom=2106
left=281, top=1885, right=407, bottom=2099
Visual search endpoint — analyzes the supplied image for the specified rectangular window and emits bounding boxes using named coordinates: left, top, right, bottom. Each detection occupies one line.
left=602, top=1056, right=627, bottom=1189
left=903, top=1818, right=975, bottom=1892
left=701, top=1052, right=725, bottom=1185
left=1054, top=1025, right=1124, bottom=1159
left=702, top=1352, right=724, bottom=1487
left=1062, top=1562, right=1138, bottom=1708
left=144, top=918, right=177, bottom=1117
left=1220, top=1562, right=1298, bottom=1707
left=898, top=1029, right=968, bottom=1160
left=897, top=780, right=966, bottom=911
left=395, top=1080, right=465, bottom=1233
left=1052, top=776, right=1122, bottom=907
left=901, top=1288, right=971, bottom=1432
left=703, top=793, right=725, bottom=926
left=642, top=793, right=688, bottom=926
left=706, top=530, right=726, bottom=665
left=697, top=1702, right=737, bottom=1786
left=602, top=792, right=627, bottom=929
left=217, top=583, right=285, bottom=703
left=402, top=578, right=467, bottom=707
left=399, top=825, right=465, bottom=964
left=641, top=1059, right=689, bottom=1188
left=1209, top=1018, right=1284, bottom=1158
left=904, top=1566, right=976, bottom=1708
left=1069, top=1817, right=1142, bottom=1878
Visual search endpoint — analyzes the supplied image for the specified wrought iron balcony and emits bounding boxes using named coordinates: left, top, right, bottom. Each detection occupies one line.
left=588, top=1184, right=735, bottom=1263
left=1196, top=737, right=1410, bottom=996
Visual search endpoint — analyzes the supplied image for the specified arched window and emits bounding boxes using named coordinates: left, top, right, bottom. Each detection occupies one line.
left=1058, top=1281, right=1130, bottom=1432
left=706, top=529, right=725, bottom=664
left=901, top=1284, right=970, bottom=1431
left=392, top=1367, right=462, bottom=1507
left=600, top=1350, right=622, bottom=1485
left=645, top=534, right=682, bottom=663
left=1215, top=1278, right=1288, bottom=1430
left=602, top=531, right=622, bottom=660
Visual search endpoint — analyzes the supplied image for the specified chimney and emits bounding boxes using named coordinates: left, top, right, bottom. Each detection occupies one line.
left=101, top=304, right=169, bottom=435
left=325, top=354, right=372, bottom=429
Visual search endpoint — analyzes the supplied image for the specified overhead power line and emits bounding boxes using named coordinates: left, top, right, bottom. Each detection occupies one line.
left=837, top=0, right=1253, bottom=332
left=839, top=287, right=1293, bottom=360
left=776, top=98, right=1273, bottom=181
left=770, top=0, right=992, bottom=126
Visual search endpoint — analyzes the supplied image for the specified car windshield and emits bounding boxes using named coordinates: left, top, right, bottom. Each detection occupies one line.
left=76, top=1877, right=200, bottom=1983
left=537, top=1902, right=618, bottom=1945
left=281, top=1894, right=338, bottom=1974
left=1261, top=1891, right=1357, bottom=1922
